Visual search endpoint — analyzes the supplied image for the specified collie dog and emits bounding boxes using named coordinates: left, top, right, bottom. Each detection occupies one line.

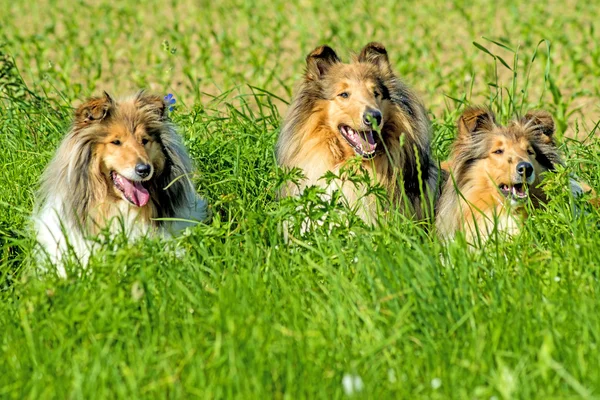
left=436, top=107, right=583, bottom=242
left=276, top=42, right=437, bottom=222
left=33, top=91, right=207, bottom=275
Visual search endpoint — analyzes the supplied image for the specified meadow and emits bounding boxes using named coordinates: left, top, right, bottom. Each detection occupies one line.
left=1, top=0, right=600, bottom=398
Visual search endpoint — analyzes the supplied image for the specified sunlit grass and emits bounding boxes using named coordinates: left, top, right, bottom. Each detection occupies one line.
left=1, top=0, right=599, bottom=398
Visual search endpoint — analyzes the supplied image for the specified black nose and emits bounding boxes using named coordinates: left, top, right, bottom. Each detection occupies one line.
left=135, top=163, right=151, bottom=178
left=516, top=161, right=533, bottom=178
left=363, top=109, right=382, bottom=127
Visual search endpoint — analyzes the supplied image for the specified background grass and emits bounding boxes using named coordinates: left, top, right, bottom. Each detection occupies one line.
left=1, top=0, right=600, bottom=398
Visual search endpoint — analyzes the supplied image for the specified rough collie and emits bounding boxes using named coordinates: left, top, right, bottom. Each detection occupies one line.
left=276, top=42, right=438, bottom=223
left=33, top=91, right=207, bottom=275
left=436, top=107, right=584, bottom=242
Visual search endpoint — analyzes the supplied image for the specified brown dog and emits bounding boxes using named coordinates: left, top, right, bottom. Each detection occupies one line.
left=436, top=107, right=588, bottom=242
left=276, top=42, right=437, bottom=223
left=33, top=91, right=207, bottom=275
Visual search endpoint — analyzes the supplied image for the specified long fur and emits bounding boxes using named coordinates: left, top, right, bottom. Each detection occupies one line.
left=33, top=91, right=207, bottom=275
left=436, top=107, right=571, bottom=242
left=276, top=42, right=437, bottom=222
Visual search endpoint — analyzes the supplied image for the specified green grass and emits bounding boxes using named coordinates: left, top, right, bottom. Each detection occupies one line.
left=1, top=0, right=600, bottom=398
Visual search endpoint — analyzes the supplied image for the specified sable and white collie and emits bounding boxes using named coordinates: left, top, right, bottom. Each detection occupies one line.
left=436, top=107, right=584, bottom=242
left=276, top=42, right=438, bottom=222
left=33, top=91, right=207, bottom=275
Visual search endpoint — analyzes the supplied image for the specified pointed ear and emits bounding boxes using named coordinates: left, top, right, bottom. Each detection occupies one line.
left=136, top=91, right=167, bottom=120
left=524, top=110, right=555, bottom=137
left=358, top=42, right=391, bottom=72
left=74, top=92, right=114, bottom=125
left=457, top=107, right=496, bottom=137
left=305, top=45, right=340, bottom=80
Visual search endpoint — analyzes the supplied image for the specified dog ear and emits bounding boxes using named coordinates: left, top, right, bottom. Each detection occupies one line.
left=523, top=110, right=555, bottom=137
left=136, top=91, right=167, bottom=120
left=358, top=42, right=391, bottom=72
left=75, top=92, right=114, bottom=125
left=305, top=45, right=340, bottom=80
left=457, top=107, right=496, bottom=137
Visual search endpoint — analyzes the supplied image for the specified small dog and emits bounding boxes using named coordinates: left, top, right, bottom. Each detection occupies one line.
left=436, top=107, right=585, bottom=242
left=276, top=42, right=437, bottom=223
left=33, top=91, right=207, bottom=275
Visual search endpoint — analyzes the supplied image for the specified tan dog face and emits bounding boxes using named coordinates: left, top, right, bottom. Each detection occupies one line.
left=453, top=108, right=558, bottom=206
left=75, top=92, right=168, bottom=207
left=305, top=43, right=395, bottom=159
left=474, top=134, right=545, bottom=205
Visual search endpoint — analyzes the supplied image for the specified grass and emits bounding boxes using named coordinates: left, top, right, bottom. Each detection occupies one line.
left=1, top=0, right=600, bottom=398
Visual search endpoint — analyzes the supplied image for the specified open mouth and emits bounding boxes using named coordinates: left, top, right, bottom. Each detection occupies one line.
left=111, top=171, right=150, bottom=207
left=498, top=182, right=528, bottom=201
left=339, top=125, right=377, bottom=159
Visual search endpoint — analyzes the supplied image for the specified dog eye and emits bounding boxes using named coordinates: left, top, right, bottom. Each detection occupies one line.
left=493, top=149, right=504, bottom=154
left=338, top=92, right=349, bottom=99
left=527, top=149, right=535, bottom=155
left=141, top=138, right=149, bottom=145
left=111, top=140, right=121, bottom=146
left=374, top=91, right=380, bottom=98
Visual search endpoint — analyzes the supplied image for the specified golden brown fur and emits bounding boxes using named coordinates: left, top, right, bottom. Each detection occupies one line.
left=276, top=42, right=437, bottom=222
left=33, top=91, right=207, bottom=275
left=436, top=107, right=571, bottom=242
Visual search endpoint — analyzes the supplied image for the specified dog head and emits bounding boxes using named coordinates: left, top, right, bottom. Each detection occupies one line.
left=74, top=91, right=169, bottom=207
left=453, top=107, right=559, bottom=206
left=304, top=42, right=397, bottom=159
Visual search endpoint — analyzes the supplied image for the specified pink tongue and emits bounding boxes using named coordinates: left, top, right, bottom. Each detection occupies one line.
left=120, top=177, right=150, bottom=207
left=361, top=131, right=377, bottom=152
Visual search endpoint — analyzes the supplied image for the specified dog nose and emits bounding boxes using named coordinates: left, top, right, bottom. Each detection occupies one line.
left=516, top=161, right=533, bottom=178
left=135, top=163, right=151, bottom=178
left=363, top=109, right=382, bottom=127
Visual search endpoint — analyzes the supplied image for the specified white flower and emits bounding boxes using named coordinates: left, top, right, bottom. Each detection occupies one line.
left=431, top=377, right=442, bottom=389
left=554, top=276, right=561, bottom=282
left=131, top=281, right=144, bottom=302
left=342, top=374, right=364, bottom=396
left=387, top=369, right=397, bottom=383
